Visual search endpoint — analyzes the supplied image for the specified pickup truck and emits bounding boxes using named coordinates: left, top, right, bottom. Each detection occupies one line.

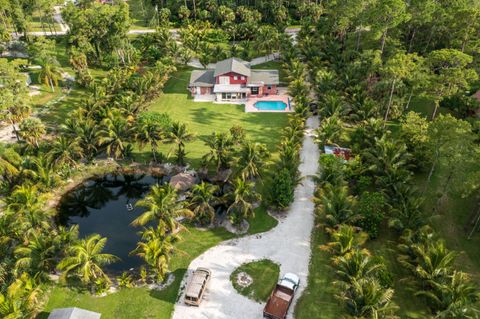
left=263, top=273, right=300, bottom=319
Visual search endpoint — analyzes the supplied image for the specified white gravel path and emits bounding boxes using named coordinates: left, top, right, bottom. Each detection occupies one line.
left=172, top=116, right=319, bottom=319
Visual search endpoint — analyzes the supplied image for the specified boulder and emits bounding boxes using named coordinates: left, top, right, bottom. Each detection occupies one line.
left=169, top=173, right=196, bottom=191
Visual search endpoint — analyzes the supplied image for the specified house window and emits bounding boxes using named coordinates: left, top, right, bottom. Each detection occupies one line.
left=234, top=76, right=238, bottom=80
left=251, top=87, right=259, bottom=95
left=267, top=85, right=272, bottom=90
left=241, top=76, right=245, bottom=80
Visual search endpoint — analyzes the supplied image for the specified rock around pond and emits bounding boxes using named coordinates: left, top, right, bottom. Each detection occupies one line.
left=56, top=174, right=165, bottom=273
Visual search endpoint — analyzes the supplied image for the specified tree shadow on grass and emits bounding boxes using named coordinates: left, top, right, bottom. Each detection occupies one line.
left=190, top=107, right=221, bottom=125
left=148, top=268, right=188, bottom=304
left=36, top=311, right=50, bottom=319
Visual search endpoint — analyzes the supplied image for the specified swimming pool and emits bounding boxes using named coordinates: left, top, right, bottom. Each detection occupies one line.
left=254, top=100, right=287, bottom=111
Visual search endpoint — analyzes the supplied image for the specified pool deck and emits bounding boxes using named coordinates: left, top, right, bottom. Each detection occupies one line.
left=245, top=93, right=293, bottom=113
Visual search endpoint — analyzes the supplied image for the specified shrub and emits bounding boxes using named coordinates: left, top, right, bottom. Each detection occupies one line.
left=269, top=168, right=295, bottom=209
left=356, top=192, right=385, bottom=239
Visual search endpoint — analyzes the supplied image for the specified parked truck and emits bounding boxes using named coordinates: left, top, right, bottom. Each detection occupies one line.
left=263, top=273, right=300, bottom=319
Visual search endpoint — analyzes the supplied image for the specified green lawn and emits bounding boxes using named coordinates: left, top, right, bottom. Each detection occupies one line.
left=141, top=66, right=289, bottom=167
left=294, top=222, right=340, bottom=319
left=408, top=96, right=451, bottom=119
left=230, top=259, right=280, bottom=302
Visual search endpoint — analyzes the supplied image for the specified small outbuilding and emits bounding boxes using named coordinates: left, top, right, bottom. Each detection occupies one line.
left=48, top=307, right=101, bottom=319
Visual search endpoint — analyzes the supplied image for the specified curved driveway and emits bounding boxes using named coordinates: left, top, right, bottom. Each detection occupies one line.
left=172, top=116, right=319, bottom=319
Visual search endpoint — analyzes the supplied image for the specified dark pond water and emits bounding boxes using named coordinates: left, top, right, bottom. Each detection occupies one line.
left=57, top=174, right=165, bottom=273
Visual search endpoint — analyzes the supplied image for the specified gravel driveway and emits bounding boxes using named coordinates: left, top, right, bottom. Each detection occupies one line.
left=172, top=116, right=320, bottom=319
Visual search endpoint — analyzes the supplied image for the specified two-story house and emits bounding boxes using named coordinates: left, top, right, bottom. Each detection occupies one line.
left=188, top=57, right=279, bottom=102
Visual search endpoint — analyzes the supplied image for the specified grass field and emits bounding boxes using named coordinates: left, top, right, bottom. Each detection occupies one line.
left=141, top=66, right=289, bottom=167
left=230, top=259, right=280, bottom=302
left=294, top=222, right=340, bottom=319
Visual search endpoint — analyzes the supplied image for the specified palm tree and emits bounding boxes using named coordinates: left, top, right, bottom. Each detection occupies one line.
left=131, top=225, right=178, bottom=282
left=417, top=271, right=479, bottom=317
left=335, top=249, right=384, bottom=283
left=133, top=184, right=193, bottom=231
left=14, top=230, right=56, bottom=278
left=48, top=136, right=83, bottom=167
left=38, top=56, right=62, bottom=92
left=57, top=234, right=119, bottom=287
left=188, top=182, right=219, bottom=225
left=399, top=239, right=457, bottom=283
left=0, top=273, right=42, bottom=319
left=315, top=115, right=345, bottom=147
left=202, top=132, right=235, bottom=172
left=316, top=183, right=359, bottom=228
left=5, top=102, right=31, bottom=142
left=99, top=114, right=133, bottom=159
left=226, top=177, right=260, bottom=223
left=75, top=119, right=99, bottom=160
left=237, top=141, right=269, bottom=180
left=336, top=277, right=398, bottom=318
left=134, top=117, right=164, bottom=162
left=388, top=184, right=426, bottom=232
left=320, top=93, right=349, bottom=119
left=363, top=136, right=412, bottom=193
left=18, top=118, right=46, bottom=149
left=165, top=122, right=194, bottom=165
left=321, top=225, right=368, bottom=257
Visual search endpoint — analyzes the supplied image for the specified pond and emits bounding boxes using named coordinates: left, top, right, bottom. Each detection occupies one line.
left=56, top=174, right=165, bottom=273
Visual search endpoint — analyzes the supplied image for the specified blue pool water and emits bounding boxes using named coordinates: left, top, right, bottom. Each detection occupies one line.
left=254, top=100, right=287, bottom=111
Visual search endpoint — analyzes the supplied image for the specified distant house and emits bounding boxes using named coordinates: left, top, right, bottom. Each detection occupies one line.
left=48, top=307, right=101, bottom=319
left=189, top=57, right=279, bottom=102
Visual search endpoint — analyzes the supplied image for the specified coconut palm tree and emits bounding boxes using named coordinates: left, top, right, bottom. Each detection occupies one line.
left=202, top=132, right=235, bottom=172
left=165, top=122, right=194, bottom=165
left=388, top=184, right=426, bottom=232
left=277, top=138, right=301, bottom=179
left=48, top=136, right=83, bottom=167
left=14, top=230, right=56, bottom=278
left=335, top=249, right=384, bottom=283
left=5, top=102, right=31, bottom=142
left=134, top=117, right=164, bottom=162
left=226, top=177, right=260, bottom=223
left=188, top=182, right=219, bottom=225
left=363, top=136, right=412, bottom=193
left=133, top=184, right=193, bottom=231
left=320, top=93, right=350, bottom=119
left=99, top=114, right=133, bottom=159
left=237, top=141, right=269, bottom=180
left=38, top=56, right=62, bottom=92
left=417, top=271, right=479, bottom=318
left=316, top=183, right=359, bottom=228
left=18, top=118, right=45, bottom=149
left=315, top=115, right=345, bottom=147
left=0, top=272, right=42, bottom=319
left=336, top=277, right=398, bottom=318
left=131, top=227, right=177, bottom=283
left=321, top=225, right=368, bottom=257
left=57, top=234, right=119, bottom=287
left=75, top=119, right=100, bottom=161
left=399, top=239, right=457, bottom=283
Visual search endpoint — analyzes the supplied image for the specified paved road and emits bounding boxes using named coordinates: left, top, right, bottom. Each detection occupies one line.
left=172, top=116, right=319, bottom=319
